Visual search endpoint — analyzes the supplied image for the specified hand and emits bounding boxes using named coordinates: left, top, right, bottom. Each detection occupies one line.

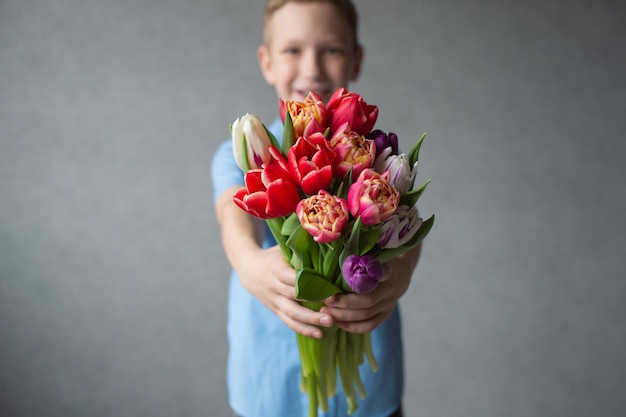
left=217, top=186, right=334, bottom=339
left=320, top=245, right=422, bottom=333
left=236, top=245, right=335, bottom=339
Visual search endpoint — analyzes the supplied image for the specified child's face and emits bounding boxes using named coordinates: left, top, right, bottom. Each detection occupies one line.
left=258, top=2, right=362, bottom=104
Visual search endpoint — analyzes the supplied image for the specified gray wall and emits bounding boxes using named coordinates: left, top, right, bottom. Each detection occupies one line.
left=1, top=1, right=624, bottom=416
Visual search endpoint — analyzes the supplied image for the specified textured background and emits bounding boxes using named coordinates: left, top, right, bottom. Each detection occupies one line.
left=1, top=1, right=625, bottom=416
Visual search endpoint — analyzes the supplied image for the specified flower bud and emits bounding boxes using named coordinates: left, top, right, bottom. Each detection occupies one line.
left=367, top=130, right=398, bottom=159
left=326, top=88, right=378, bottom=136
left=374, top=153, right=418, bottom=194
left=231, top=113, right=272, bottom=171
left=341, top=254, right=383, bottom=294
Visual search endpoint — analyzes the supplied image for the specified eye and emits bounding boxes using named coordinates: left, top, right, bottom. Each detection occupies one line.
left=325, top=46, right=345, bottom=55
left=283, top=47, right=300, bottom=56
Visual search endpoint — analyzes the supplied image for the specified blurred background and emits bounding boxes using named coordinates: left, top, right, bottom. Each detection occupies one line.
left=1, top=0, right=625, bottom=416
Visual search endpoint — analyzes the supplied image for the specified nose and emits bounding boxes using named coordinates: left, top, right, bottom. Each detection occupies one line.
left=300, top=49, right=325, bottom=81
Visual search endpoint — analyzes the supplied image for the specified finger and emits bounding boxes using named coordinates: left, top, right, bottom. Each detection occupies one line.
left=273, top=264, right=297, bottom=287
left=274, top=280, right=298, bottom=300
left=320, top=304, right=379, bottom=323
left=276, top=309, right=325, bottom=338
left=276, top=297, right=335, bottom=329
left=335, top=311, right=391, bottom=334
left=377, top=262, right=393, bottom=283
left=324, top=291, right=381, bottom=309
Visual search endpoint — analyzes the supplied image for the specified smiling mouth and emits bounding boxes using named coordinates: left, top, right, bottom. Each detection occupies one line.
left=296, top=87, right=332, bottom=101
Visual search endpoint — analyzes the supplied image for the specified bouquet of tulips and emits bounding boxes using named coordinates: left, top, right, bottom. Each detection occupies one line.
left=230, top=88, right=434, bottom=416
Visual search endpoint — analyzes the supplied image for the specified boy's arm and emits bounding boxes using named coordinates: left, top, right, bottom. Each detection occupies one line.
left=320, top=244, right=422, bottom=333
left=216, top=185, right=334, bottom=339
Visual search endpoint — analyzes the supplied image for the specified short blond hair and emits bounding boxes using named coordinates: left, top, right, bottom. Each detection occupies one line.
left=263, top=0, right=359, bottom=48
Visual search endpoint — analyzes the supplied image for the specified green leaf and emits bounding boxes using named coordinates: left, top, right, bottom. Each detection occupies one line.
left=286, top=223, right=310, bottom=253
left=322, top=240, right=341, bottom=278
left=240, top=134, right=250, bottom=172
left=286, top=224, right=314, bottom=269
left=334, top=168, right=353, bottom=200
left=281, top=212, right=301, bottom=236
left=340, top=218, right=362, bottom=266
left=296, top=268, right=342, bottom=301
left=282, top=111, right=295, bottom=155
left=400, top=178, right=431, bottom=207
left=264, top=125, right=280, bottom=150
left=407, top=132, right=427, bottom=167
left=358, top=225, right=381, bottom=255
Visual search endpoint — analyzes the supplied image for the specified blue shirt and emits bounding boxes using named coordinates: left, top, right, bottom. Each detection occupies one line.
left=211, top=118, right=404, bottom=417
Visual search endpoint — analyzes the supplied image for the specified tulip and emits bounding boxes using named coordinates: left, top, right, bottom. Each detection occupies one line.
left=280, top=91, right=327, bottom=138
left=326, top=88, right=378, bottom=136
left=233, top=147, right=301, bottom=219
left=377, top=205, right=423, bottom=249
left=231, top=113, right=272, bottom=172
left=329, top=122, right=376, bottom=179
left=296, top=190, right=349, bottom=243
left=373, top=152, right=418, bottom=194
left=288, top=132, right=336, bottom=195
left=341, top=254, right=383, bottom=294
left=347, top=169, right=400, bottom=226
left=367, top=130, right=398, bottom=159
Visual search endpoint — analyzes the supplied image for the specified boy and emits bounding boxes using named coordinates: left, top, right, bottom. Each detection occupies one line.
left=211, top=1, right=421, bottom=416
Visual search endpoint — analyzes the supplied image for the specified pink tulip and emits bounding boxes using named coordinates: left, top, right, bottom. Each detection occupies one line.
left=347, top=169, right=400, bottom=226
left=329, top=122, right=376, bottom=179
left=280, top=91, right=327, bottom=138
left=326, top=88, right=378, bottom=136
left=296, top=190, right=349, bottom=243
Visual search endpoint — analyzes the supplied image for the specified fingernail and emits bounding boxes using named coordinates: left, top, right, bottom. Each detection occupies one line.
left=320, top=315, right=332, bottom=326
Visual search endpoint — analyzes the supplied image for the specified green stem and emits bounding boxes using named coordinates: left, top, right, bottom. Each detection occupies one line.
left=307, top=373, right=318, bottom=417
left=265, top=218, right=291, bottom=260
left=337, top=329, right=358, bottom=414
left=363, top=332, right=379, bottom=372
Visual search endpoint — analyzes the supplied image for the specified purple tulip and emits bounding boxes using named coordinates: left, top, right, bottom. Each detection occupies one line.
left=367, top=130, right=398, bottom=159
left=341, top=254, right=383, bottom=294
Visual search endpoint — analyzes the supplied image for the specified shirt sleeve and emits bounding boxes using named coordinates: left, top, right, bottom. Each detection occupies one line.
left=210, top=139, right=244, bottom=205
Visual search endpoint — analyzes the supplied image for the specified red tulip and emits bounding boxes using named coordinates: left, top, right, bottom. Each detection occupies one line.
left=233, top=147, right=301, bottom=219
left=288, top=133, right=336, bottom=195
left=326, top=88, right=378, bottom=136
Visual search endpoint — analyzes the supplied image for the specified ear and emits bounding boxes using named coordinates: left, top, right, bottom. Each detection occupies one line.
left=257, top=45, right=275, bottom=85
left=349, top=45, right=364, bottom=82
